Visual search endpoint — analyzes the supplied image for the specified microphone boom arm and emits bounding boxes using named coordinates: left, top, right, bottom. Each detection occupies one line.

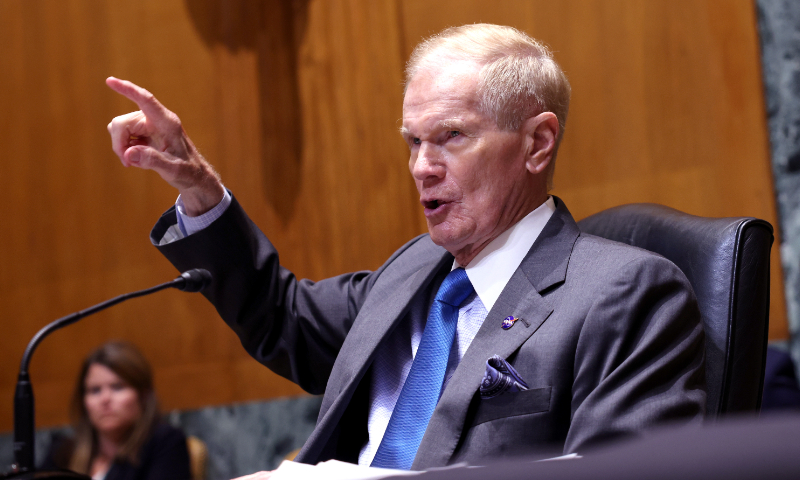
left=19, top=279, right=179, bottom=376
left=11, top=269, right=210, bottom=474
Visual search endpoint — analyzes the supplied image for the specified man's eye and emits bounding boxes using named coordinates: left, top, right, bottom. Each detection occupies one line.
left=450, top=131, right=461, bottom=138
left=412, top=138, right=421, bottom=145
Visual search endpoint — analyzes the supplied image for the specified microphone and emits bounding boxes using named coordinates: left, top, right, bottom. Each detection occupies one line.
left=175, top=268, right=213, bottom=292
left=6, top=269, right=212, bottom=479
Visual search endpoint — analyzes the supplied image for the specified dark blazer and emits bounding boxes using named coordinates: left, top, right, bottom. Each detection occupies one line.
left=154, top=195, right=706, bottom=469
left=42, top=423, right=192, bottom=480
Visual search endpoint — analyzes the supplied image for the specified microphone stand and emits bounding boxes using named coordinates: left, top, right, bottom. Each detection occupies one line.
left=4, top=269, right=211, bottom=479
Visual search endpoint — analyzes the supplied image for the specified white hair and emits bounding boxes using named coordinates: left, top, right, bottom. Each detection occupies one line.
left=407, top=24, right=571, bottom=180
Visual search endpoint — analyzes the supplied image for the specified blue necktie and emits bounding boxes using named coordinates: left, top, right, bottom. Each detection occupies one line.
left=371, top=267, right=474, bottom=470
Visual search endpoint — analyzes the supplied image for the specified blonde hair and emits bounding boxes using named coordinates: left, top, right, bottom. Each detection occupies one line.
left=69, top=341, right=160, bottom=473
left=406, top=24, right=571, bottom=183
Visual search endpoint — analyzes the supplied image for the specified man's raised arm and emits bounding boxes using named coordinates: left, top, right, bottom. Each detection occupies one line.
left=106, top=77, right=225, bottom=216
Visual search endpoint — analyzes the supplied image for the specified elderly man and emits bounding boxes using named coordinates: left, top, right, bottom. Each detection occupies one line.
left=107, top=24, right=705, bottom=471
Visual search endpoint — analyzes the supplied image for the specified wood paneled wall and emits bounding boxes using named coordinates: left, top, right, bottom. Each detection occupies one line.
left=0, top=0, right=786, bottom=432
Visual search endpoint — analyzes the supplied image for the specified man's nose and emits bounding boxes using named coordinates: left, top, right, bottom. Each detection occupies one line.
left=411, top=143, right=444, bottom=181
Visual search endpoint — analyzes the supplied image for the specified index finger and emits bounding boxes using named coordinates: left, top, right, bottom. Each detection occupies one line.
left=106, top=76, right=174, bottom=129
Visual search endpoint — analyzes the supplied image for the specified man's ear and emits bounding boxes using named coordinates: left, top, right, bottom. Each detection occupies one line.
left=523, top=112, right=559, bottom=175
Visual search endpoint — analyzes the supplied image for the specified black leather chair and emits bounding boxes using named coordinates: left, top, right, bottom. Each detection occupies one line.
left=577, top=204, right=773, bottom=418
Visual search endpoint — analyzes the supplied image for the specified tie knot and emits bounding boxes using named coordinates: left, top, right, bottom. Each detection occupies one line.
left=436, top=268, right=474, bottom=307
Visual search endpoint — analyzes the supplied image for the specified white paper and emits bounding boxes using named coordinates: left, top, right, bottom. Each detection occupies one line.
left=270, top=459, right=420, bottom=480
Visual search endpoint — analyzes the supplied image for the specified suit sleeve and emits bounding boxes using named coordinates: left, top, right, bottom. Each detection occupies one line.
left=151, top=196, right=413, bottom=395
left=565, top=254, right=706, bottom=453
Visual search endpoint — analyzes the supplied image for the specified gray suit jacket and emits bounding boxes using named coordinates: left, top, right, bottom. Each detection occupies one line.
left=152, top=195, right=706, bottom=469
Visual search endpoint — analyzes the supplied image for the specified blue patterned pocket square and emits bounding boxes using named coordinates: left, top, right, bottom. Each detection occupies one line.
left=480, top=354, right=530, bottom=399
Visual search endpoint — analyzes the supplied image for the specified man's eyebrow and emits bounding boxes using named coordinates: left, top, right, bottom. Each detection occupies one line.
left=440, top=119, right=467, bottom=130
left=398, top=119, right=470, bottom=137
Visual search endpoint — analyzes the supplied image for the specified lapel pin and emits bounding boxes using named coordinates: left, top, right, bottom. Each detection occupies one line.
left=501, top=316, right=518, bottom=330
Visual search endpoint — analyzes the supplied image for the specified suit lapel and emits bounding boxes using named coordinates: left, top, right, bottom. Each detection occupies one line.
left=334, top=253, right=451, bottom=392
left=299, top=241, right=451, bottom=463
left=412, top=197, right=581, bottom=469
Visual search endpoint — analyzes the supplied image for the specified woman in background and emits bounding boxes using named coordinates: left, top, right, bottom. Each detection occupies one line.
left=43, top=341, right=192, bottom=480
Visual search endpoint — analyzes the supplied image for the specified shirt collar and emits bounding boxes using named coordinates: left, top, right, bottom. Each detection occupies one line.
left=453, top=196, right=556, bottom=312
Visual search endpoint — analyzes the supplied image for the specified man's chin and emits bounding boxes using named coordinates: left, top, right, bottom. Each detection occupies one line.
left=427, top=226, right=467, bottom=254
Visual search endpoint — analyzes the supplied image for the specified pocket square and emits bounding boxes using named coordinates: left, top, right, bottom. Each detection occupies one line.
left=480, top=354, right=530, bottom=399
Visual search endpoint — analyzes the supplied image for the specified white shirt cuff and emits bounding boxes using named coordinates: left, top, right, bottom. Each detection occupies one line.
left=175, top=189, right=232, bottom=237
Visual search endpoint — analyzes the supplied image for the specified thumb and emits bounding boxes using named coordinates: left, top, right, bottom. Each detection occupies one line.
left=125, top=147, right=142, bottom=165
left=123, top=145, right=191, bottom=191
left=123, top=145, right=169, bottom=171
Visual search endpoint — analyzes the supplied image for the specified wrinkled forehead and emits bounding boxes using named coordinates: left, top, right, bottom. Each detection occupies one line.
left=403, top=60, right=483, bottom=114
